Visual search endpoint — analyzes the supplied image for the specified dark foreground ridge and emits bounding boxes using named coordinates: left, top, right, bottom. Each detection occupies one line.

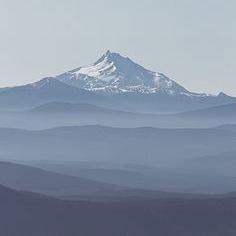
left=1, top=184, right=236, bottom=236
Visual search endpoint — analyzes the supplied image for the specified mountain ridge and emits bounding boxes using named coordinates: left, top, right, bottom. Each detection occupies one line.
left=0, top=51, right=236, bottom=113
left=0, top=161, right=119, bottom=196
left=2, top=183, right=236, bottom=236
left=56, top=50, right=210, bottom=96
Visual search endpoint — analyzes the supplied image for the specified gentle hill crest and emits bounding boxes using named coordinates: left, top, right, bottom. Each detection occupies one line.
left=0, top=161, right=119, bottom=196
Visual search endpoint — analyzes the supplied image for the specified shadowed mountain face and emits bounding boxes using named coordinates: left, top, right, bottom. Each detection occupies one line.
left=0, top=78, right=102, bottom=109
left=0, top=161, right=118, bottom=196
left=1, top=184, right=236, bottom=236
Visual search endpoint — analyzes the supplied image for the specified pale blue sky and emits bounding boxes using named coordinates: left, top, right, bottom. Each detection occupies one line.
left=0, top=0, right=235, bottom=95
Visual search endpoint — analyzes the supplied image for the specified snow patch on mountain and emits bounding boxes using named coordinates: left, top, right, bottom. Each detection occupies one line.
left=56, top=51, right=210, bottom=97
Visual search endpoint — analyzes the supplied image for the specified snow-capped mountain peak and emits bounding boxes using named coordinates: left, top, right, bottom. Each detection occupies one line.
left=56, top=51, right=192, bottom=95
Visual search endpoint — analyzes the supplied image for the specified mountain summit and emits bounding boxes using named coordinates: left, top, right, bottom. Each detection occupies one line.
left=1, top=51, right=235, bottom=112
left=57, top=51, right=194, bottom=95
